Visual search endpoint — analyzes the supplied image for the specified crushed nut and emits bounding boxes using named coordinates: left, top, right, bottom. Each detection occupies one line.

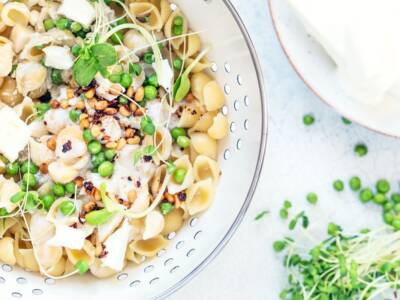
left=134, top=86, right=144, bottom=102
left=60, top=100, right=69, bottom=109
left=83, top=201, right=96, bottom=213
left=104, top=107, right=117, bottom=115
left=117, top=138, right=126, bottom=150
left=76, top=100, right=85, bottom=110
left=74, top=176, right=84, bottom=188
left=126, top=86, right=134, bottom=98
left=49, top=99, right=59, bottom=109
left=46, top=136, right=56, bottom=151
left=105, top=141, right=117, bottom=149
left=127, top=136, right=140, bottom=145
left=127, top=190, right=137, bottom=203
left=124, top=128, right=134, bottom=138
left=67, top=88, right=74, bottom=99
left=186, top=92, right=195, bottom=102
left=119, top=105, right=131, bottom=117
left=134, top=109, right=144, bottom=117
left=80, top=118, right=90, bottom=129
left=94, top=100, right=108, bottom=111
left=91, top=125, right=101, bottom=137
left=110, top=84, right=122, bottom=96
left=39, top=163, right=48, bottom=174
left=164, top=192, right=175, bottom=203
left=129, top=102, right=137, bottom=112
left=84, top=88, right=95, bottom=99
left=94, top=189, right=102, bottom=201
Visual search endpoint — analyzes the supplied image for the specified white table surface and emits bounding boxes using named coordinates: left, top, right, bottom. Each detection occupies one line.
left=173, top=0, right=400, bottom=299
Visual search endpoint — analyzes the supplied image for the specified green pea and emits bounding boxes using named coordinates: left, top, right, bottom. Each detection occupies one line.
left=52, top=183, right=65, bottom=197
left=83, top=129, right=93, bottom=143
left=120, top=73, right=133, bottom=88
left=35, top=103, right=51, bottom=116
left=373, top=193, right=387, bottom=205
left=74, top=30, right=87, bottom=38
left=69, top=110, right=81, bottom=122
left=392, top=220, right=400, bottom=230
left=279, top=208, right=289, bottom=219
left=71, top=44, right=82, bottom=57
left=10, top=191, right=26, bottom=204
left=70, top=22, right=82, bottom=33
left=23, top=173, right=36, bottom=188
left=177, top=136, right=190, bottom=148
left=144, top=85, right=157, bottom=100
left=173, top=58, right=183, bottom=70
left=306, top=192, right=318, bottom=205
left=141, top=116, right=155, bottom=136
left=110, top=31, right=124, bottom=44
left=0, top=208, right=8, bottom=216
left=173, top=168, right=186, bottom=184
left=376, top=179, right=390, bottom=194
left=109, top=73, right=121, bottom=83
left=171, top=127, right=186, bottom=140
left=6, top=162, right=19, bottom=175
left=333, top=180, right=344, bottom=192
left=147, top=73, right=158, bottom=87
left=349, top=176, right=361, bottom=191
left=104, top=149, right=116, bottom=161
left=98, top=161, right=114, bottom=178
left=354, top=143, right=368, bottom=157
left=143, top=52, right=154, bottom=64
left=85, top=209, right=113, bottom=225
left=60, top=201, right=75, bottom=216
left=173, top=25, right=183, bottom=36
left=88, top=140, right=102, bottom=155
left=327, top=223, right=341, bottom=236
left=303, top=114, right=315, bottom=126
left=25, top=192, right=39, bottom=211
left=51, top=69, right=64, bottom=85
left=91, top=152, right=106, bottom=167
left=173, top=16, right=184, bottom=26
left=40, top=194, right=55, bottom=211
left=119, top=96, right=128, bottom=105
left=394, top=203, right=400, bottom=213
left=392, top=193, right=400, bottom=203
left=384, top=202, right=394, bottom=212
left=65, top=182, right=76, bottom=194
left=359, top=188, right=373, bottom=203
left=160, top=202, right=173, bottom=215
left=21, top=161, right=38, bottom=174
left=56, top=17, right=69, bottom=30
left=43, top=18, right=55, bottom=31
left=129, top=63, right=142, bottom=76
left=75, top=260, right=89, bottom=275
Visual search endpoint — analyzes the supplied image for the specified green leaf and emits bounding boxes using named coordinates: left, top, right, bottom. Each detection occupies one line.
left=173, top=75, right=191, bottom=102
left=255, top=210, right=269, bottom=221
left=85, top=209, right=114, bottom=225
left=133, top=149, right=143, bottom=166
left=99, top=183, right=122, bottom=213
left=73, top=56, right=99, bottom=87
left=143, top=145, right=157, bottom=156
left=91, top=43, right=117, bottom=66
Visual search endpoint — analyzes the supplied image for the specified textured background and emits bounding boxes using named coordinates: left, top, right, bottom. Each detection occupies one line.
left=174, top=0, right=400, bottom=299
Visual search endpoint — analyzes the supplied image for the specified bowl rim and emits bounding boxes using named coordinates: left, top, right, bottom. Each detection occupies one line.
left=268, top=0, right=399, bottom=139
left=154, top=1, right=268, bottom=299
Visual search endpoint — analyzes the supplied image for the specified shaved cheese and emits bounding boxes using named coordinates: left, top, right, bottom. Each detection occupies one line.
left=0, top=176, right=20, bottom=213
left=153, top=59, right=173, bottom=92
left=47, top=224, right=93, bottom=250
left=43, top=46, right=74, bottom=70
left=0, top=106, right=31, bottom=161
left=97, top=214, right=123, bottom=243
left=101, top=219, right=132, bottom=271
left=142, top=211, right=164, bottom=240
left=58, top=0, right=96, bottom=27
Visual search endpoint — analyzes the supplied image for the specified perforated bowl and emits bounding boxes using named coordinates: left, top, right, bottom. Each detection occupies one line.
left=0, top=1, right=267, bottom=299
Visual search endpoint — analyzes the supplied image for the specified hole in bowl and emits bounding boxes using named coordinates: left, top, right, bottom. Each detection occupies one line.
left=234, top=100, right=240, bottom=111
left=189, top=217, right=198, bottom=227
left=186, top=248, right=195, bottom=257
left=2, top=264, right=12, bottom=272
left=224, top=84, right=231, bottom=95
left=32, top=289, right=43, bottom=296
left=117, top=273, right=128, bottom=281
left=244, top=119, right=249, bottom=131
left=167, top=232, right=176, bottom=240
left=149, top=277, right=159, bottom=285
left=244, top=96, right=249, bottom=107
left=170, top=266, right=180, bottom=274
left=157, top=249, right=166, bottom=257
left=164, top=258, right=173, bottom=267
left=194, top=230, right=202, bottom=240
left=210, top=62, right=218, bottom=72
left=176, top=240, right=185, bottom=249
left=16, top=277, right=27, bottom=285
left=237, top=74, right=243, bottom=85
left=230, top=122, right=236, bottom=133
left=129, top=280, right=141, bottom=288
left=224, top=149, right=231, bottom=160
left=144, top=265, right=154, bottom=273
left=221, top=105, right=228, bottom=116
left=11, top=292, right=22, bottom=298
left=44, top=278, right=55, bottom=285
left=236, top=139, right=242, bottom=150
left=224, top=63, right=231, bottom=73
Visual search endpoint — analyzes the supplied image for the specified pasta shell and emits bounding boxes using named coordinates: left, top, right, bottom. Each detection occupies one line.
left=167, top=155, right=194, bottom=194
left=48, top=161, right=79, bottom=184
left=90, top=258, right=119, bottom=278
left=10, top=24, right=33, bottom=53
left=190, top=133, right=218, bottom=160
left=96, top=214, right=124, bottom=243
left=16, top=61, right=47, bottom=96
left=29, top=138, right=56, bottom=166
left=151, top=165, right=167, bottom=195
left=45, top=256, right=66, bottom=277
left=161, top=208, right=184, bottom=235
left=129, top=2, right=163, bottom=31
left=0, top=177, right=20, bottom=213
left=0, top=77, right=23, bottom=107
left=0, top=218, right=17, bottom=238
left=123, top=29, right=151, bottom=56
left=203, top=80, right=225, bottom=112
left=186, top=178, right=214, bottom=215
left=193, top=155, right=221, bottom=182
left=190, top=72, right=212, bottom=103
left=188, top=112, right=216, bottom=134
left=13, top=96, right=35, bottom=122
left=207, top=112, right=229, bottom=140
left=1, top=2, right=30, bottom=27
left=29, top=120, right=49, bottom=138
left=129, top=235, right=168, bottom=257
left=44, top=108, right=71, bottom=134
left=185, top=56, right=211, bottom=73
left=177, top=102, right=201, bottom=128
left=0, top=37, right=13, bottom=77
left=55, top=126, right=87, bottom=163
left=0, top=237, right=16, bottom=265
left=142, top=210, right=164, bottom=240
left=138, top=0, right=172, bottom=25
left=36, top=244, right=63, bottom=270
left=164, top=10, right=188, bottom=49
left=65, top=240, right=96, bottom=266
left=176, top=33, right=201, bottom=59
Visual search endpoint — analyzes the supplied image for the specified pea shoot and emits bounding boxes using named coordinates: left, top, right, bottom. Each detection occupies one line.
left=255, top=210, right=269, bottom=221
left=60, top=201, right=75, bottom=216
left=303, top=114, right=315, bottom=126
left=333, top=179, right=344, bottom=191
left=144, top=85, right=158, bottom=100
left=53, top=183, right=65, bottom=197
left=306, top=192, right=318, bottom=205
left=349, top=176, right=361, bottom=191
left=160, top=202, right=173, bottom=215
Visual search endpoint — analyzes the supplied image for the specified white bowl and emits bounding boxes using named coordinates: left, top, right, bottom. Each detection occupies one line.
left=0, top=1, right=267, bottom=299
left=269, top=0, right=400, bottom=137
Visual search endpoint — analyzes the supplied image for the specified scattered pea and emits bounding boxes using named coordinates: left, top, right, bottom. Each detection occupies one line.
left=65, top=182, right=76, bottom=194
left=349, top=176, right=362, bottom=191
left=280, top=209, right=289, bottom=219
left=104, top=149, right=116, bottom=161
left=143, top=52, right=154, bottom=64
left=160, top=202, right=173, bottom=215
left=303, top=114, right=315, bottom=126
left=21, top=161, right=38, bottom=174
left=147, top=73, right=158, bottom=87
left=373, top=193, right=386, bottom=205
left=177, top=136, right=190, bottom=148
left=83, top=129, right=93, bottom=143
left=52, top=183, right=65, bottom=197
left=55, top=17, right=69, bottom=30
left=60, top=201, right=75, bottom=216
left=376, top=179, right=390, bottom=194
left=392, top=220, right=400, bottom=230
left=91, top=152, right=106, bottom=167
left=109, top=73, right=121, bottom=83
left=171, top=127, right=186, bottom=140
left=69, top=110, right=81, bottom=122
left=392, top=193, right=400, bottom=203
left=359, top=188, right=373, bottom=203
left=23, top=173, right=36, bottom=188
left=306, top=192, right=318, bottom=205
left=333, top=180, right=344, bottom=192
left=71, top=44, right=82, bottom=57
left=88, top=140, right=102, bottom=155
left=273, top=240, right=287, bottom=252
left=41, top=194, right=55, bottom=211
left=51, top=69, right=64, bottom=85
left=120, top=73, right=133, bottom=88
left=119, top=96, right=128, bottom=105
left=173, top=58, right=183, bottom=70
left=173, top=168, right=186, bottom=184
left=173, top=16, right=184, bottom=26
left=144, top=85, right=158, bottom=100
left=354, top=143, right=368, bottom=157
left=129, top=63, right=142, bottom=76
left=75, top=260, right=89, bottom=275
left=6, top=162, right=19, bottom=175
left=384, top=212, right=394, bottom=225
left=394, top=203, right=400, bottom=213
left=98, top=161, right=114, bottom=178
left=43, top=18, right=55, bottom=31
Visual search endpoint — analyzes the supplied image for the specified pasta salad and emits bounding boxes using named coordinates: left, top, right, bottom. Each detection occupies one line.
left=0, top=0, right=228, bottom=278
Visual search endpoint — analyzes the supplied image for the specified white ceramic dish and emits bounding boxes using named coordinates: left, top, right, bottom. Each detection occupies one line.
left=269, top=0, right=400, bottom=137
left=0, top=1, right=267, bottom=299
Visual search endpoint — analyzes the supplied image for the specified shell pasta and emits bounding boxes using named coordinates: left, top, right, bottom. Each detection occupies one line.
left=0, top=0, right=228, bottom=278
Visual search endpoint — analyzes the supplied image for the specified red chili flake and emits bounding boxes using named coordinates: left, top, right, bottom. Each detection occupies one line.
left=84, top=181, right=94, bottom=192
left=178, top=192, right=187, bottom=201
left=62, top=140, right=72, bottom=153
left=136, top=181, right=141, bottom=188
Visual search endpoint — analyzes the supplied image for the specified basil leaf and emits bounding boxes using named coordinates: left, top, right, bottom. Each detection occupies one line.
left=85, top=209, right=114, bottom=225
left=133, top=149, right=143, bottom=165
left=73, top=56, right=99, bottom=87
left=173, top=75, right=191, bottom=102
left=91, top=43, right=117, bottom=66
left=98, top=64, right=110, bottom=78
